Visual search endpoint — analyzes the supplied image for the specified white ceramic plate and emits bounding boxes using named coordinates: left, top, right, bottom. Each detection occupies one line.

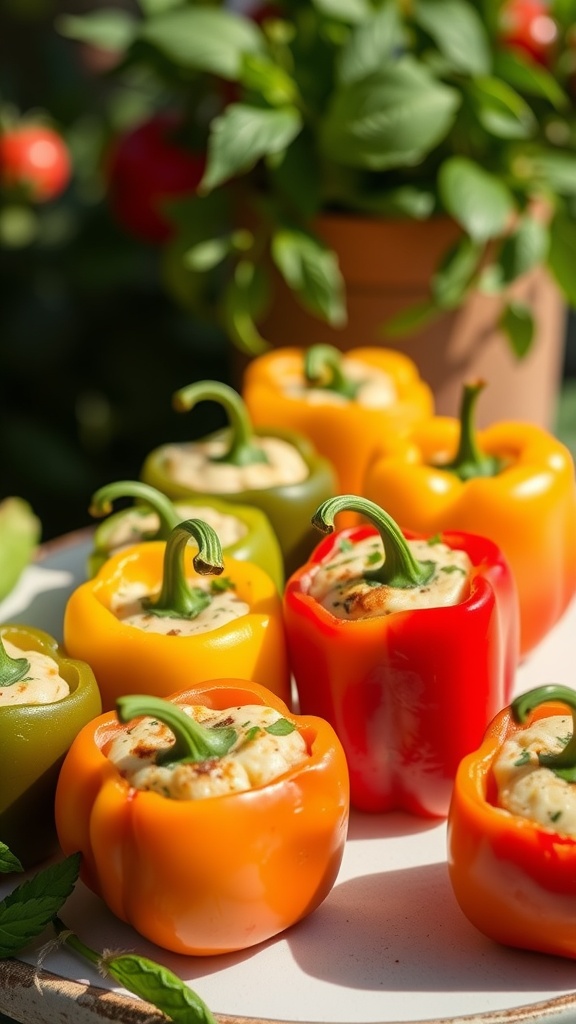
left=1, top=532, right=576, bottom=1024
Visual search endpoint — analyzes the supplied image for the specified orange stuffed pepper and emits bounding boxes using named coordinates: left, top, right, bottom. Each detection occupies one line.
left=448, top=684, right=576, bottom=960
left=243, top=344, right=434, bottom=502
left=363, top=381, right=576, bottom=656
left=64, top=519, right=290, bottom=711
left=55, top=680, right=350, bottom=956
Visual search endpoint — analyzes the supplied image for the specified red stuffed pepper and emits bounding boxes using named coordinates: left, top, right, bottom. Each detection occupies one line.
left=284, top=495, right=519, bottom=817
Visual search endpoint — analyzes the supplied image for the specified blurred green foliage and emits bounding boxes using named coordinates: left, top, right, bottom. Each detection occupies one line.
left=0, top=0, right=231, bottom=543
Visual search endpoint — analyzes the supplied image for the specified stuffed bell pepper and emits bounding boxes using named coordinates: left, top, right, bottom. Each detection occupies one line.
left=87, top=479, right=284, bottom=591
left=362, top=380, right=576, bottom=657
left=64, top=518, right=291, bottom=712
left=0, top=497, right=41, bottom=603
left=0, top=624, right=101, bottom=868
left=448, top=684, right=576, bottom=960
left=243, top=344, right=433, bottom=502
left=284, top=495, right=519, bottom=817
left=140, top=379, right=337, bottom=576
left=55, top=680, right=350, bottom=955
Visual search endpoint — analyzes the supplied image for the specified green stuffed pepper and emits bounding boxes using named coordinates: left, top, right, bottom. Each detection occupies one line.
left=0, top=625, right=102, bottom=868
left=0, top=497, right=41, bottom=603
left=87, top=479, right=284, bottom=591
left=140, top=380, right=337, bottom=577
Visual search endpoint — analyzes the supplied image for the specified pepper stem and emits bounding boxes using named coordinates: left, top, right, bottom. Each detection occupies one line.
left=312, top=495, right=435, bottom=589
left=512, top=685, right=576, bottom=781
left=304, top=345, right=360, bottom=399
left=89, top=481, right=181, bottom=540
left=116, top=694, right=237, bottom=765
left=0, top=637, right=30, bottom=687
left=144, top=519, right=225, bottom=620
left=172, top=380, right=268, bottom=467
left=442, top=380, right=503, bottom=481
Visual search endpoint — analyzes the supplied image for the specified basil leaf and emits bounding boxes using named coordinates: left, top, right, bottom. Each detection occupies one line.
left=337, top=4, right=404, bottom=85
left=107, top=954, right=218, bottom=1024
left=497, top=215, right=549, bottom=286
left=271, top=226, right=346, bottom=326
left=201, top=104, right=303, bottom=193
left=0, top=843, right=23, bottom=876
left=222, top=261, right=270, bottom=356
left=493, top=50, right=567, bottom=110
left=0, top=853, right=81, bottom=958
left=266, top=718, right=296, bottom=736
left=548, top=210, right=576, bottom=306
left=312, top=0, right=373, bottom=24
left=468, top=76, right=536, bottom=140
left=431, top=236, right=483, bottom=309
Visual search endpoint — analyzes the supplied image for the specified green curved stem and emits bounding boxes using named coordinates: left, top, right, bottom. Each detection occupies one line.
left=442, top=381, right=503, bottom=481
left=304, top=345, right=360, bottom=400
left=312, top=495, right=435, bottom=589
left=173, top=380, right=267, bottom=467
left=512, top=684, right=576, bottom=781
left=116, top=694, right=237, bottom=765
left=89, top=481, right=181, bottom=540
left=0, top=637, right=30, bottom=687
left=144, top=519, right=225, bottom=620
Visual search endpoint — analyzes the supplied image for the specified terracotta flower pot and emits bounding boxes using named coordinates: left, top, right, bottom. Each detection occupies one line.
left=251, top=214, right=566, bottom=429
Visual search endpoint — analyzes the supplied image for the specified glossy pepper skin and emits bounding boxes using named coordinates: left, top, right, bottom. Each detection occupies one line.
left=64, top=519, right=291, bottom=712
left=0, top=624, right=101, bottom=868
left=87, top=479, right=284, bottom=591
left=243, top=345, right=434, bottom=500
left=448, top=684, right=576, bottom=960
left=0, top=497, right=41, bottom=602
left=140, top=380, right=337, bottom=577
left=363, top=382, right=576, bottom=657
left=284, top=495, right=519, bottom=817
left=55, top=680, right=350, bottom=956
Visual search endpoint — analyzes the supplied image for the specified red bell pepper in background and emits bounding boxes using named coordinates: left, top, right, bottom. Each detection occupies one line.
left=284, top=495, right=519, bottom=817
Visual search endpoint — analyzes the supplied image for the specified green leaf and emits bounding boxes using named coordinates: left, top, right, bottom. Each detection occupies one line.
left=548, top=209, right=576, bottom=306
left=106, top=955, right=218, bottom=1024
left=0, top=844, right=23, bottom=876
left=138, top=8, right=265, bottom=78
left=521, top=149, right=576, bottom=197
left=268, top=133, right=323, bottom=219
left=381, top=299, right=439, bottom=337
left=468, top=76, right=536, bottom=139
left=0, top=854, right=81, bottom=958
left=265, top=718, right=296, bottom=736
left=271, top=227, right=346, bottom=325
left=312, top=0, right=373, bottom=24
left=222, top=261, right=271, bottom=356
left=413, top=0, right=491, bottom=76
left=184, top=237, right=236, bottom=273
left=350, top=185, right=435, bottom=219
left=431, top=236, right=483, bottom=309
left=438, top=156, right=516, bottom=242
left=493, top=50, right=567, bottom=110
left=499, top=301, right=535, bottom=358
left=200, top=104, right=302, bottom=193
left=138, top=0, right=184, bottom=14
left=240, top=54, right=299, bottom=107
left=320, top=58, right=461, bottom=171
left=56, top=10, right=138, bottom=51
left=338, top=2, right=404, bottom=83
left=497, top=215, right=549, bottom=285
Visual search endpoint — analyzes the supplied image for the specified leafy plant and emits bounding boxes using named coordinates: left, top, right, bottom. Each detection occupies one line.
left=58, top=0, right=576, bottom=357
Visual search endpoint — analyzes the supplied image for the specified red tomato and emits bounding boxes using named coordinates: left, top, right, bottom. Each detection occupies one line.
left=499, top=0, right=558, bottom=65
left=0, top=124, right=71, bottom=203
left=106, top=113, right=206, bottom=244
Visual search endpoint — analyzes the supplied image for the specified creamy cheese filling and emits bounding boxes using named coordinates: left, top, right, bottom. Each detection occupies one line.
left=280, top=355, right=397, bottom=408
left=0, top=640, right=70, bottom=706
left=103, top=503, right=247, bottom=555
left=110, top=578, right=249, bottom=635
left=159, top=435, right=308, bottom=492
left=307, top=535, right=471, bottom=619
left=493, top=715, right=576, bottom=837
left=106, top=703, right=308, bottom=798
